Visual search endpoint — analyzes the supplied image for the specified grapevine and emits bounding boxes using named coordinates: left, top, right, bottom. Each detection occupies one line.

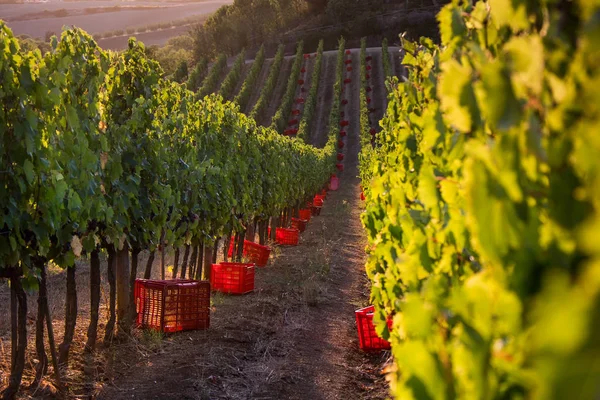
left=186, top=57, right=208, bottom=92
left=218, top=49, right=246, bottom=100
left=234, top=45, right=266, bottom=111
left=0, top=25, right=336, bottom=396
left=358, top=1, right=600, bottom=399
left=196, top=53, right=227, bottom=99
left=270, top=41, right=304, bottom=132
left=296, top=40, right=324, bottom=142
left=250, top=44, right=284, bottom=122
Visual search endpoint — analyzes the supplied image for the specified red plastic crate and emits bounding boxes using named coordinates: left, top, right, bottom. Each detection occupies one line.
left=298, top=208, right=312, bottom=221
left=311, top=206, right=322, bottom=216
left=227, top=239, right=271, bottom=267
left=330, top=176, right=339, bottom=191
left=291, top=217, right=308, bottom=233
left=355, top=305, right=391, bottom=351
left=313, top=195, right=324, bottom=207
left=276, top=227, right=299, bottom=245
left=211, top=263, right=255, bottom=294
left=336, top=163, right=344, bottom=172
left=337, top=153, right=344, bottom=161
left=134, top=279, right=210, bottom=333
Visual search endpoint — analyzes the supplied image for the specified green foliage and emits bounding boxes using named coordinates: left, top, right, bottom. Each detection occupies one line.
left=0, top=23, right=335, bottom=284
left=196, top=53, right=227, bottom=98
left=191, top=0, right=307, bottom=60
left=0, top=25, right=109, bottom=271
left=358, top=1, right=600, bottom=399
left=148, top=36, right=193, bottom=78
left=325, top=37, right=345, bottom=144
left=358, top=38, right=373, bottom=174
left=173, top=60, right=189, bottom=83
left=218, top=49, right=245, bottom=100
left=250, top=44, right=284, bottom=122
left=234, top=45, right=266, bottom=111
left=381, top=38, right=392, bottom=80
left=186, top=57, right=208, bottom=92
left=297, top=40, right=324, bottom=142
left=271, top=41, right=304, bottom=132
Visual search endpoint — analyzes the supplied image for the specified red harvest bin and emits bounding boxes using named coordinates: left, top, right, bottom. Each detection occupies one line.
left=337, top=153, right=344, bottom=161
left=276, top=227, right=300, bottom=245
left=355, top=305, right=392, bottom=351
left=311, top=206, right=322, bottom=216
left=336, top=163, right=344, bottom=172
left=135, top=279, right=210, bottom=333
left=291, top=217, right=308, bottom=233
left=227, top=239, right=271, bottom=267
left=313, top=196, right=324, bottom=207
left=299, top=208, right=312, bottom=221
left=330, top=176, right=339, bottom=191
left=211, top=262, right=255, bottom=294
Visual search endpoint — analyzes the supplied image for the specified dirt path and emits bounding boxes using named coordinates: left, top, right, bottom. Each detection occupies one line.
left=273, top=49, right=389, bottom=400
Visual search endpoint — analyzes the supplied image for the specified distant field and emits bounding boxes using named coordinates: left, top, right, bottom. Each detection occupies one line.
left=0, top=0, right=231, bottom=40
left=97, top=24, right=192, bottom=49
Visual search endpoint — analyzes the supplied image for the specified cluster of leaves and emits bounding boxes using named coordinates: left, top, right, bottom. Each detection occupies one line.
left=326, top=37, right=346, bottom=144
left=296, top=40, right=324, bottom=142
left=0, top=25, right=110, bottom=276
left=0, top=23, right=334, bottom=282
left=359, top=0, right=600, bottom=398
left=218, top=49, right=246, bottom=100
left=196, top=53, right=227, bottom=99
left=186, top=57, right=208, bottom=92
left=234, top=45, right=266, bottom=111
left=250, top=44, right=284, bottom=122
left=271, top=41, right=304, bottom=132
left=381, top=38, right=392, bottom=80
